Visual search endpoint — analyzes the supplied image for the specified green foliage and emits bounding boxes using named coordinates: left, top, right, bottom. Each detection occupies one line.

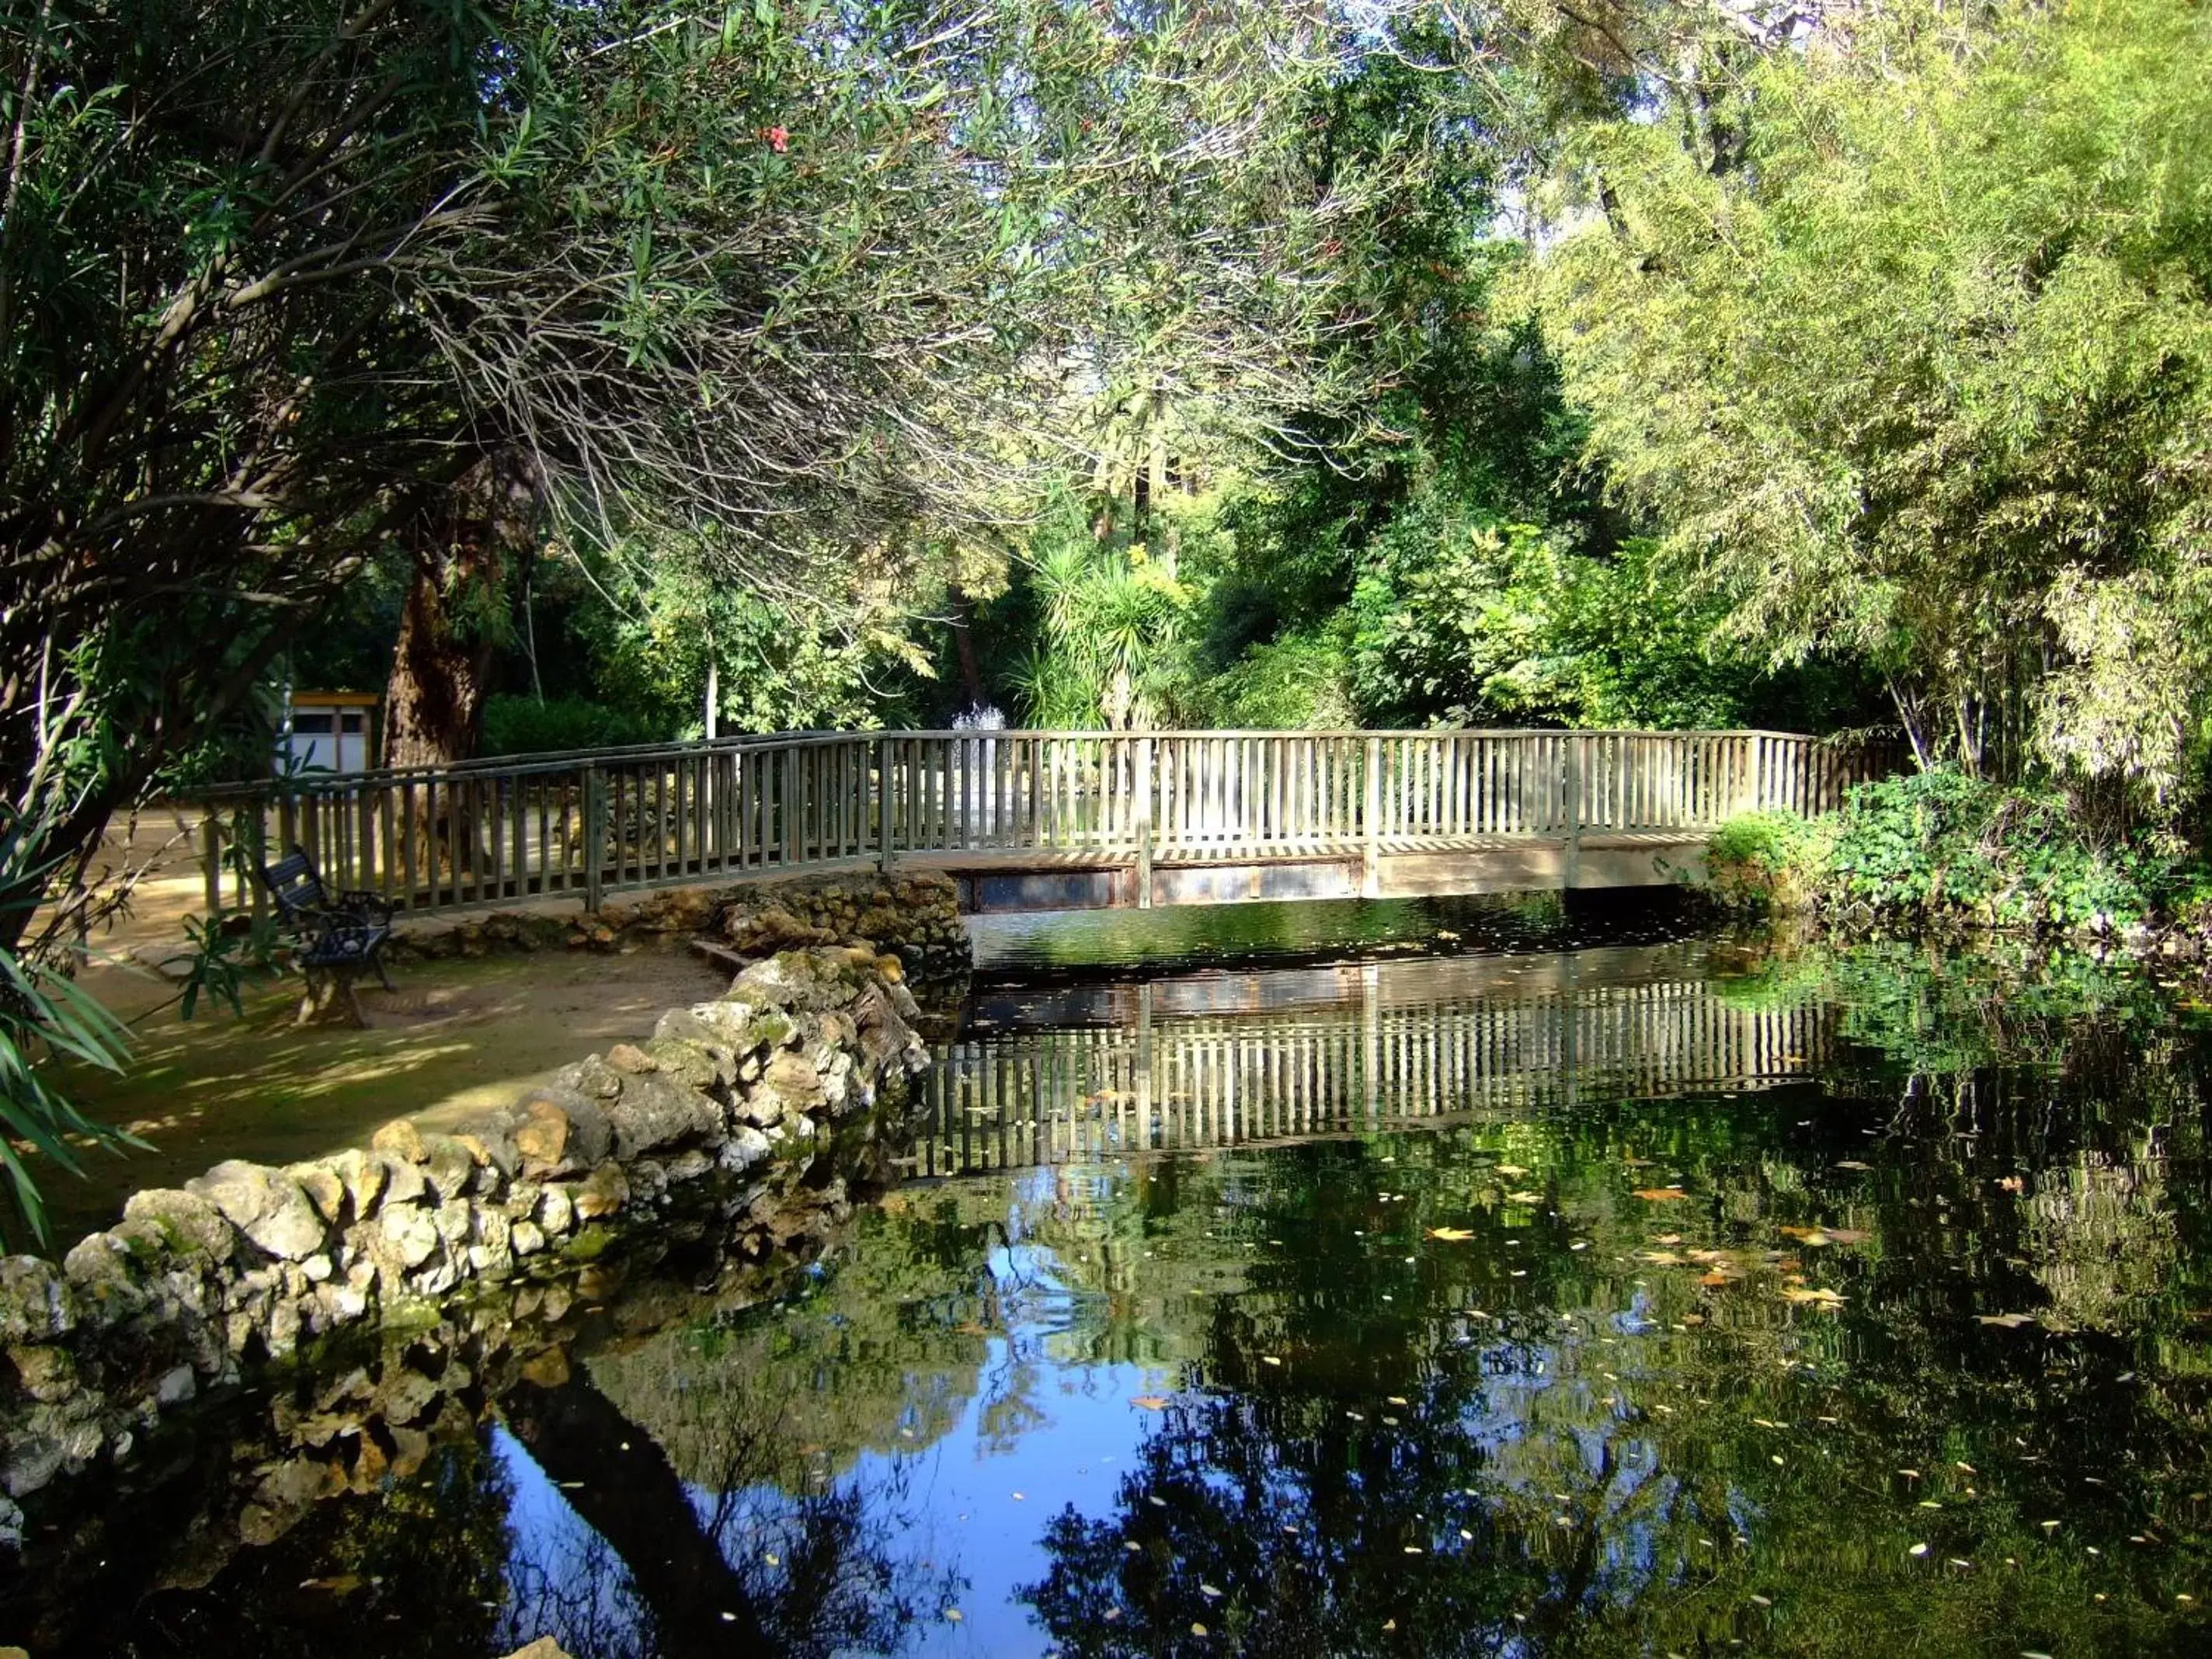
left=1530, top=0, right=2212, bottom=797
left=478, top=697, right=660, bottom=759
left=1703, top=810, right=1828, bottom=916
left=1821, top=770, right=2167, bottom=930
left=174, top=911, right=281, bottom=1023
left=1194, top=626, right=1359, bottom=730
left=1345, top=513, right=1777, bottom=729
left=0, top=812, right=141, bottom=1243
left=562, top=535, right=930, bottom=738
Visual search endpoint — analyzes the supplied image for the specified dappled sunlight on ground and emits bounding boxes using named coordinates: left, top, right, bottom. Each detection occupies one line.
left=31, top=944, right=727, bottom=1247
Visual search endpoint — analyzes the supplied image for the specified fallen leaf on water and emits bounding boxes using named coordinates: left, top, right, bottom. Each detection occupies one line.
left=1977, top=1313, right=2038, bottom=1329
left=1655, top=1233, right=1685, bottom=1246
left=1428, top=1226, right=1477, bottom=1241
left=1622, top=1156, right=1654, bottom=1167
left=1908, top=1542, right=1929, bottom=1557
left=1130, top=1396, right=1170, bottom=1410
left=1639, top=1250, right=1684, bottom=1265
left=297, top=1576, right=364, bottom=1595
left=1633, top=1188, right=1690, bottom=1202
left=1497, top=1163, right=1531, bottom=1177
left=1505, top=1191, right=1543, bottom=1205
left=1834, top=1160, right=1873, bottom=1171
left=1261, top=1355, right=1284, bottom=1365
left=1699, top=1271, right=1734, bottom=1287
left=1780, top=1286, right=1846, bottom=1307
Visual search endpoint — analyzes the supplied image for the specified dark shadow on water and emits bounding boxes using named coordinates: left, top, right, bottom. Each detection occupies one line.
left=965, top=889, right=1709, bottom=986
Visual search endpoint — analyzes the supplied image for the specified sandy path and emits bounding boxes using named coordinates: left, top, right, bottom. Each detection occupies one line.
left=34, top=944, right=727, bottom=1247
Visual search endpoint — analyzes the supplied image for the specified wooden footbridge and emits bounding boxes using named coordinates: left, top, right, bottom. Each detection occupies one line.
left=203, top=728, right=1889, bottom=921
left=909, top=946, right=1829, bottom=1178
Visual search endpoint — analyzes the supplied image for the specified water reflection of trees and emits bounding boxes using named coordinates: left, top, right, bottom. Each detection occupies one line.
left=25, top=939, right=2212, bottom=1657
left=496, top=1369, right=954, bottom=1659
left=1014, top=1053, right=2212, bottom=1657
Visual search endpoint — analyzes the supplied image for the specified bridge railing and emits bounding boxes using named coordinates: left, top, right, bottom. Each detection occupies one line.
left=912, top=964, right=1831, bottom=1177
left=197, top=727, right=1897, bottom=920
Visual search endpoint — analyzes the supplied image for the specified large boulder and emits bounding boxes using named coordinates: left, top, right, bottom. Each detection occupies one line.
left=184, top=1162, right=330, bottom=1262
left=728, top=949, right=875, bottom=1015
left=120, top=1188, right=238, bottom=1264
left=604, top=1074, right=721, bottom=1160
left=0, top=1258, right=76, bottom=1345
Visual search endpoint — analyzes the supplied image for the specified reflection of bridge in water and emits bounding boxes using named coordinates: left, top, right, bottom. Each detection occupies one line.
left=909, top=944, right=1824, bottom=1178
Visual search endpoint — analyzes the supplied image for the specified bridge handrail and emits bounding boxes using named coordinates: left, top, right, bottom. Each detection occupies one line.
left=205, top=725, right=1885, bottom=799
left=195, top=726, right=1901, bottom=921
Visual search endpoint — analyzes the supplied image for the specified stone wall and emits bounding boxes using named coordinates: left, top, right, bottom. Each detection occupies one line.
left=0, top=1135, right=892, bottom=1636
left=388, top=868, right=969, bottom=976
left=0, top=947, right=927, bottom=1508
left=707, top=870, right=969, bottom=973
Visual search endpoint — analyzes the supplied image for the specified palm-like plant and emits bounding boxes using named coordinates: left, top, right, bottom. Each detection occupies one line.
left=1011, top=526, right=1192, bottom=727
left=1, top=809, right=139, bottom=1243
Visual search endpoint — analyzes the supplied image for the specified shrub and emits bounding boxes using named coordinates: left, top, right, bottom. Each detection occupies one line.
left=1821, top=770, right=2162, bottom=930
left=1703, top=810, right=1828, bottom=914
left=478, top=696, right=663, bottom=757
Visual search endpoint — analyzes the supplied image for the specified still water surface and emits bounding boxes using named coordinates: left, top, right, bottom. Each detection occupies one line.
left=6, top=909, right=2210, bottom=1657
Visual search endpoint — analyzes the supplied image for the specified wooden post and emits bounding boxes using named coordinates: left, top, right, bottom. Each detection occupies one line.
left=1361, top=736, right=1382, bottom=899
left=1563, top=734, right=1584, bottom=890
left=782, top=743, right=800, bottom=868
left=243, top=805, right=269, bottom=926
left=1361, top=960, right=1381, bottom=1115
left=200, top=807, right=224, bottom=924
left=1134, top=735, right=1155, bottom=909
left=876, top=736, right=894, bottom=875
left=1135, top=980, right=1154, bottom=1125
left=583, top=763, right=607, bottom=912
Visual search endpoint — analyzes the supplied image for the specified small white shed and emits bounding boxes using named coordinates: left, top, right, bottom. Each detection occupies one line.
left=280, top=691, right=380, bottom=776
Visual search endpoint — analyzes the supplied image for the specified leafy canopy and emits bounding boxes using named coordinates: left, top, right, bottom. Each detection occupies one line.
left=1529, top=0, right=2212, bottom=795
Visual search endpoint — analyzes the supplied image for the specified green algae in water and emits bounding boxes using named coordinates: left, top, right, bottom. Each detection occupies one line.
left=5, top=936, right=2210, bottom=1657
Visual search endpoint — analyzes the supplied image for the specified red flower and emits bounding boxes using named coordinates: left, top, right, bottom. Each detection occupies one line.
left=760, top=125, right=789, bottom=153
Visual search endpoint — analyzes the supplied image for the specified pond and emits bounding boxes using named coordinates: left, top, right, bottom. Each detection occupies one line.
left=4, top=909, right=2209, bottom=1657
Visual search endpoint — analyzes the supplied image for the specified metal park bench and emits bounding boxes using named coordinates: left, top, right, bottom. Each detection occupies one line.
left=256, top=845, right=397, bottom=1021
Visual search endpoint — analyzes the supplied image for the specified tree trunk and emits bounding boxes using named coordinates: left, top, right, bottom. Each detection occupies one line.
left=381, top=451, right=538, bottom=767
left=382, top=454, right=536, bottom=886
left=948, top=587, right=986, bottom=714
